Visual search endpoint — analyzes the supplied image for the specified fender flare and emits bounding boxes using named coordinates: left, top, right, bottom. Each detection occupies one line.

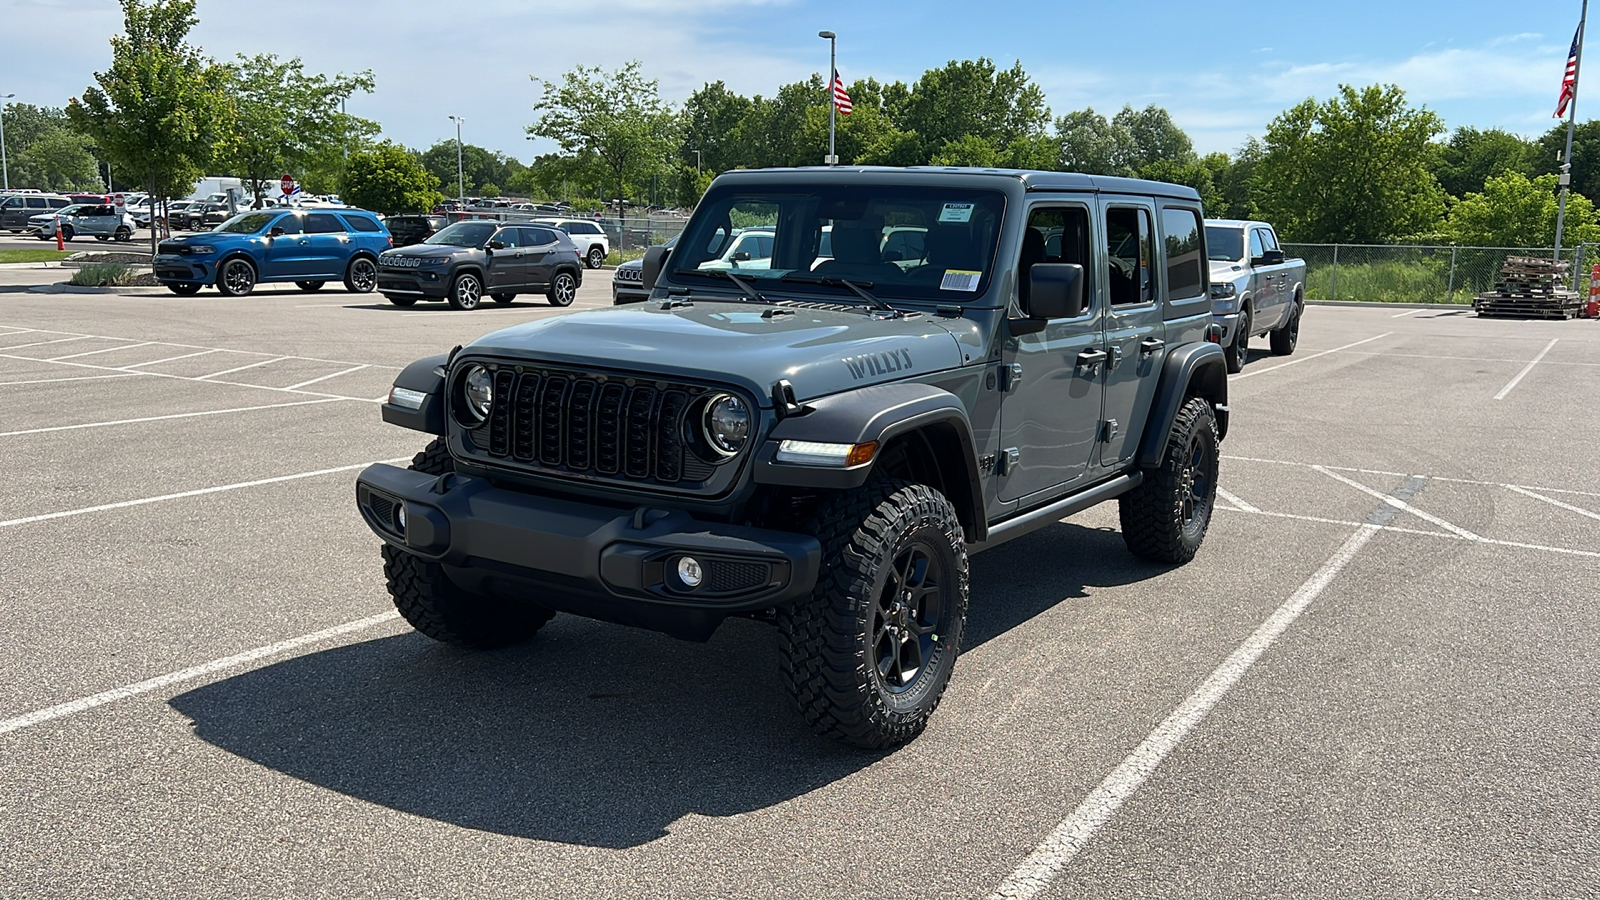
left=380, top=353, right=450, bottom=435
left=755, top=382, right=987, bottom=541
left=1136, top=342, right=1228, bottom=468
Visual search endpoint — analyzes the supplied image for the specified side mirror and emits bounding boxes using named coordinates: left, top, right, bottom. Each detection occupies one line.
left=488, top=240, right=504, bottom=250
left=1022, top=263, right=1087, bottom=322
left=642, top=244, right=672, bottom=290
left=1259, top=249, right=1285, bottom=266
left=269, top=226, right=285, bottom=237
left=732, top=251, right=752, bottom=262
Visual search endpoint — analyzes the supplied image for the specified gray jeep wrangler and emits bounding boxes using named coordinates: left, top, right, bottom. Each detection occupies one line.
left=356, top=167, right=1228, bottom=749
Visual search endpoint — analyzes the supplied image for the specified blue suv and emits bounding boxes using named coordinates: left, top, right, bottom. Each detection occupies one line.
left=154, top=208, right=391, bottom=297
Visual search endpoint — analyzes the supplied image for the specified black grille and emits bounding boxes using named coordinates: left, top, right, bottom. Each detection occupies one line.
left=468, top=366, right=725, bottom=487
left=704, top=560, right=769, bottom=593
left=157, top=241, right=191, bottom=256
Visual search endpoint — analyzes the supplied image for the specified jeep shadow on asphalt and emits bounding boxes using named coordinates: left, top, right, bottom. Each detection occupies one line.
left=169, top=522, right=1170, bottom=848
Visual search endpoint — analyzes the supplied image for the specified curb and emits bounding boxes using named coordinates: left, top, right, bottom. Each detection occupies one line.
left=1307, top=299, right=1473, bottom=311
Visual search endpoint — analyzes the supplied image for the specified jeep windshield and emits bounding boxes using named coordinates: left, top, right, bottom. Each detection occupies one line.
left=424, top=221, right=497, bottom=247
left=669, top=185, right=1005, bottom=303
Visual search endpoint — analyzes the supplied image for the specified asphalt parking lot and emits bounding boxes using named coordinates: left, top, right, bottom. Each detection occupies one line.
left=1, top=283, right=1597, bottom=898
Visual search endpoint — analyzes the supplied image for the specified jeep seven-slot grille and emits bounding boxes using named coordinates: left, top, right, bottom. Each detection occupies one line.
left=470, top=367, right=717, bottom=486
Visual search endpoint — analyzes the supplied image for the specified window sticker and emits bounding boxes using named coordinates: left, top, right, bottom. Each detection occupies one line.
left=938, top=202, right=975, bottom=223
left=940, top=269, right=981, bottom=292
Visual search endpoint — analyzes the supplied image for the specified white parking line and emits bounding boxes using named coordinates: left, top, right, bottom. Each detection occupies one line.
left=48, top=341, right=156, bottom=361
left=1494, top=338, right=1558, bottom=400
left=1313, top=466, right=1480, bottom=539
left=1390, top=308, right=1425, bottom=318
left=1215, top=488, right=1259, bottom=513
left=0, top=373, right=143, bottom=387
left=0, top=321, right=402, bottom=370
left=1223, top=455, right=1600, bottom=500
left=1231, top=333, right=1393, bottom=380
left=0, top=398, right=342, bottom=438
left=0, top=351, right=379, bottom=403
left=0, top=457, right=408, bottom=529
left=0, top=335, right=93, bottom=351
left=1217, top=506, right=1600, bottom=558
left=285, top=364, right=369, bottom=391
left=196, top=356, right=288, bottom=380
left=125, top=348, right=220, bottom=367
left=0, top=611, right=400, bottom=738
left=1505, top=485, right=1600, bottom=523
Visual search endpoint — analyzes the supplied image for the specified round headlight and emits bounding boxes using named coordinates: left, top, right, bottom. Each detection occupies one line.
left=703, top=393, right=750, bottom=456
left=462, top=365, right=493, bottom=422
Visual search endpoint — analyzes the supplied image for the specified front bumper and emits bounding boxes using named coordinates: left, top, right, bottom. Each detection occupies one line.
left=377, top=267, right=450, bottom=298
left=153, top=254, right=216, bottom=283
left=612, top=280, right=649, bottom=304
left=355, top=463, right=822, bottom=640
left=1214, top=310, right=1241, bottom=343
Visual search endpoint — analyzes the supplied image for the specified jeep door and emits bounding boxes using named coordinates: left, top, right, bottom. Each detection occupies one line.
left=485, top=226, right=530, bottom=290
left=998, top=201, right=1105, bottom=504
left=1099, top=199, right=1165, bottom=468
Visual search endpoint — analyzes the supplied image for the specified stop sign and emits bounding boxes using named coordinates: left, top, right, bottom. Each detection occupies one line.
left=112, top=193, right=125, bottom=210
left=281, top=175, right=296, bottom=196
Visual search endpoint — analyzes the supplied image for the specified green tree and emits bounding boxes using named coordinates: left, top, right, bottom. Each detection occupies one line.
left=67, top=0, right=230, bottom=257
left=530, top=60, right=676, bottom=209
left=217, top=54, right=375, bottom=206
left=679, top=81, right=753, bottom=176
left=8, top=121, right=104, bottom=191
left=1535, top=119, right=1600, bottom=201
left=341, top=143, right=442, bottom=214
left=896, top=58, right=1051, bottom=166
left=1254, top=84, right=1446, bottom=243
left=1204, top=139, right=1262, bottom=220
left=1434, top=127, right=1537, bottom=200
left=1137, top=157, right=1221, bottom=213
left=1054, top=108, right=1127, bottom=175
left=1446, top=171, right=1600, bottom=247
left=1113, top=104, right=1196, bottom=171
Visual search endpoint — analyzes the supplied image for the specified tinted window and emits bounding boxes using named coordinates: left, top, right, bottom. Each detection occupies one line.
left=1205, top=226, right=1244, bottom=262
left=425, top=221, right=496, bottom=247
left=48, top=198, right=70, bottom=208
left=1106, top=206, right=1153, bottom=306
left=1161, top=207, right=1205, bottom=301
left=572, top=221, right=601, bottom=235
left=1020, top=205, right=1092, bottom=314
left=493, top=228, right=521, bottom=248
left=27, top=198, right=47, bottom=209
left=306, top=213, right=344, bottom=234
left=340, top=214, right=381, bottom=233
left=271, top=214, right=304, bottom=236
left=528, top=227, right=559, bottom=245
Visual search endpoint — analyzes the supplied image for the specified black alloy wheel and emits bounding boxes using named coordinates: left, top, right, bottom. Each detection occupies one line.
left=1228, top=307, right=1250, bottom=374
left=344, top=257, right=378, bottom=293
left=217, top=258, right=257, bottom=297
left=1270, top=297, right=1302, bottom=355
left=871, top=540, right=949, bottom=694
left=546, top=271, right=577, bottom=306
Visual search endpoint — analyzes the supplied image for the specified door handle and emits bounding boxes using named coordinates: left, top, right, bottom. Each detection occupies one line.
left=1139, top=337, right=1165, bottom=356
left=1076, top=348, right=1108, bottom=371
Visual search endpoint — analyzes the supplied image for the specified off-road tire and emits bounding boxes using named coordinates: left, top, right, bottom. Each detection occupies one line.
left=385, top=293, right=418, bottom=307
left=587, top=245, right=605, bottom=269
left=1270, top=293, right=1302, bottom=356
left=546, top=271, right=577, bottom=306
left=166, top=283, right=203, bottom=296
left=776, top=479, right=969, bottom=749
left=296, top=280, right=325, bottom=292
left=382, top=438, right=555, bottom=648
left=344, top=256, right=377, bottom=293
left=448, top=272, right=482, bottom=310
left=1226, top=305, right=1250, bottom=374
left=1119, top=397, right=1219, bottom=564
left=491, top=292, right=516, bottom=304
left=216, top=257, right=256, bottom=297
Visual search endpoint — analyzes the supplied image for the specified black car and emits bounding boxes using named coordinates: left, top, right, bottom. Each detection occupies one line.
left=1, top=194, right=73, bottom=232
left=385, top=214, right=447, bottom=248
left=377, top=219, right=584, bottom=310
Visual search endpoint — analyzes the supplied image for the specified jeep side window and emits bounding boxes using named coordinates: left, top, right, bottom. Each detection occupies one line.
left=1105, top=207, right=1153, bottom=306
left=1160, top=207, right=1206, bottom=301
left=1019, top=206, right=1091, bottom=313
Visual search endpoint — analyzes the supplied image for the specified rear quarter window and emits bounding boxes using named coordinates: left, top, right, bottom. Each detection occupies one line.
left=1160, top=207, right=1205, bottom=301
left=340, top=214, right=382, bottom=233
left=306, top=213, right=345, bottom=234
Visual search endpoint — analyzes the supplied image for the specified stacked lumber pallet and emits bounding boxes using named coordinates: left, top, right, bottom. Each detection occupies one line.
left=1475, top=256, right=1583, bottom=319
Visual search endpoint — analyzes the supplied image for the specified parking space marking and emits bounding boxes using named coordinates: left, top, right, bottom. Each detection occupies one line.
left=48, top=341, right=156, bottom=361
left=0, top=611, right=400, bottom=738
left=1313, top=466, right=1480, bottom=539
left=1494, top=338, right=1559, bottom=400
left=0, top=398, right=342, bottom=438
left=1224, top=455, right=1600, bottom=501
left=1505, top=485, right=1600, bottom=523
left=1219, top=505, right=1600, bottom=559
left=0, top=351, right=382, bottom=404
left=0, top=321, right=403, bottom=370
left=195, top=356, right=289, bottom=380
left=1231, top=333, right=1392, bottom=380
left=1215, top=488, right=1259, bottom=512
left=0, top=335, right=94, bottom=351
left=285, top=364, right=369, bottom=391
left=1390, top=308, right=1426, bottom=318
left=0, top=373, right=142, bottom=387
left=991, top=476, right=1428, bottom=900
left=0, top=457, right=408, bottom=529
left=125, top=349, right=220, bottom=367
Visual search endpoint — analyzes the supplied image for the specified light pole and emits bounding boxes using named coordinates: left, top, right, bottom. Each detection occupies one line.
left=818, top=32, right=837, bottom=166
left=0, top=93, right=14, bottom=191
left=448, top=115, right=466, bottom=208
left=691, top=148, right=702, bottom=176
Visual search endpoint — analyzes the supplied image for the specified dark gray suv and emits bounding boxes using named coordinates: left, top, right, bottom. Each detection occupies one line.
left=377, top=219, right=585, bottom=310
left=357, top=167, right=1228, bottom=748
left=1, top=194, right=73, bottom=232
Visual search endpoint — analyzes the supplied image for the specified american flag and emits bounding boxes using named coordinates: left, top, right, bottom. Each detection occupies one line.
left=832, top=71, right=853, bottom=115
left=1555, top=24, right=1581, bottom=119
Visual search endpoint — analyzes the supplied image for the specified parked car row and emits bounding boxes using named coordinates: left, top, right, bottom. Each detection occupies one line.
left=27, top=204, right=137, bottom=242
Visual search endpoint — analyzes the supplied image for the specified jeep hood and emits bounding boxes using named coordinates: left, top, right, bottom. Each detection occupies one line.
left=463, top=301, right=966, bottom=405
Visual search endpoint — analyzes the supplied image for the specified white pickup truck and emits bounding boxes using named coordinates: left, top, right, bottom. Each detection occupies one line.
left=1205, top=219, right=1306, bottom=372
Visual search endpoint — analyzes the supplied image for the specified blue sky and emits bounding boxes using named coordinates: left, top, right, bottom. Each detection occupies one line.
left=1, top=0, right=1586, bottom=164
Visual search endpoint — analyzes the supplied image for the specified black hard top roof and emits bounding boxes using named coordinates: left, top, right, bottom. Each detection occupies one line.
left=712, top=166, right=1202, bottom=203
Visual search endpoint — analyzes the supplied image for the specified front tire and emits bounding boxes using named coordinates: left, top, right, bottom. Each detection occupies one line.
left=296, top=280, right=325, bottom=292
left=448, top=271, right=483, bottom=310
left=216, top=258, right=257, bottom=297
left=1270, top=294, right=1302, bottom=356
left=344, top=256, right=377, bottom=293
left=1118, top=397, right=1219, bottom=564
left=587, top=245, right=605, bottom=269
left=114, top=226, right=132, bottom=242
left=546, top=271, right=577, bottom=306
left=60, top=225, right=74, bottom=242
left=382, top=439, right=555, bottom=648
left=776, top=480, right=969, bottom=749
left=1226, top=306, right=1250, bottom=374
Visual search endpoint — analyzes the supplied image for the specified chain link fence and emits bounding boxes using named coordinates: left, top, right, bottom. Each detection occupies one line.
left=1283, top=243, right=1600, bottom=304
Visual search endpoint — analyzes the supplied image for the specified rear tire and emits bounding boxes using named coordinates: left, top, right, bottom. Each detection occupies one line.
left=587, top=245, right=605, bottom=269
left=1270, top=294, right=1302, bottom=356
left=1118, top=397, right=1219, bottom=564
left=382, top=439, right=555, bottom=648
left=344, top=256, right=378, bottom=293
left=114, top=226, right=132, bottom=242
left=776, top=480, right=969, bottom=749
left=1226, top=306, right=1250, bottom=374
left=296, top=280, right=325, bottom=292
left=546, top=271, right=577, bottom=306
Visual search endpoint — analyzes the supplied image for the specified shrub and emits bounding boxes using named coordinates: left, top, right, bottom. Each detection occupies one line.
left=68, top=262, right=136, bottom=286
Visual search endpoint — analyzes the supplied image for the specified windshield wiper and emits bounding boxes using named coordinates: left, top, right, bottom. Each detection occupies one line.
left=679, top=268, right=767, bottom=302
left=779, top=273, right=898, bottom=314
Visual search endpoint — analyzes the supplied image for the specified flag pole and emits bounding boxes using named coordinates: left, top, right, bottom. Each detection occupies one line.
left=1555, top=0, right=1588, bottom=262
left=820, top=31, right=838, bottom=166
